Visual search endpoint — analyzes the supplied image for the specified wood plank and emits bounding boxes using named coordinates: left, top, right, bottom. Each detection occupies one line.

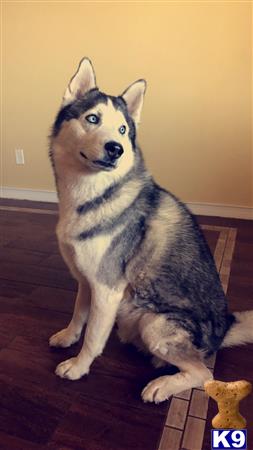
left=0, top=380, right=70, bottom=445
left=165, top=397, right=188, bottom=429
left=158, top=427, right=182, bottom=450
left=181, top=417, right=206, bottom=450
left=52, top=398, right=165, bottom=450
left=0, top=261, right=77, bottom=291
left=0, top=432, right=48, bottom=450
left=188, top=389, right=209, bottom=419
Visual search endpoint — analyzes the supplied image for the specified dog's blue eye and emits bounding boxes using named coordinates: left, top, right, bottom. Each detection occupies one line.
left=119, top=125, right=126, bottom=135
left=86, top=114, right=99, bottom=124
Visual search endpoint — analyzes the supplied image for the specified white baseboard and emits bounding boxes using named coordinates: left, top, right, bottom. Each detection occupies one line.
left=1, top=187, right=58, bottom=203
left=187, top=202, right=253, bottom=220
left=1, top=187, right=252, bottom=219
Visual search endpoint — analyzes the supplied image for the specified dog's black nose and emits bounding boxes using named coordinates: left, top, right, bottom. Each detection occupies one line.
left=104, top=141, right=124, bottom=159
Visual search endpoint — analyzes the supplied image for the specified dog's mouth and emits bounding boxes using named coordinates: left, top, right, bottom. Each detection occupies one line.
left=80, top=151, right=116, bottom=171
left=80, top=151, right=88, bottom=160
left=93, top=160, right=116, bottom=171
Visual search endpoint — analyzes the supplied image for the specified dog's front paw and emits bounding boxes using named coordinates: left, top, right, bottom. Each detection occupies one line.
left=49, top=328, right=80, bottom=348
left=55, top=357, right=89, bottom=380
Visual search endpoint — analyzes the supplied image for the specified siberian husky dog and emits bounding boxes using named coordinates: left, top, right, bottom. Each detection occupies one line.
left=49, top=58, right=253, bottom=403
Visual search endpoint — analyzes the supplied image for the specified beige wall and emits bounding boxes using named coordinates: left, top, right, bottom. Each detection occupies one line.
left=2, top=1, right=252, bottom=206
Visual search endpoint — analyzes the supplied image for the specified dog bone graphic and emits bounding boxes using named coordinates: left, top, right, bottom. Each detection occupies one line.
left=204, top=379, right=252, bottom=429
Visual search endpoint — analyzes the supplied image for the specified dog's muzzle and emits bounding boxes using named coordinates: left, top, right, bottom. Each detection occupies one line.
left=80, top=140, right=124, bottom=171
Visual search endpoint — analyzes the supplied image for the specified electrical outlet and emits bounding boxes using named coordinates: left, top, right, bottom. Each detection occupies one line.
left=15, top=149, right=25, bottom=165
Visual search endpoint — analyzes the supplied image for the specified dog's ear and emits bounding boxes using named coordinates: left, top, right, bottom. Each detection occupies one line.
left=62, top=58, right=96, bottom=105
left=122, top=80, right=146, bottom=125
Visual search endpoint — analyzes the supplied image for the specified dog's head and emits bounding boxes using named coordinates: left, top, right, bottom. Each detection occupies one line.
left=51, top=58, right=146, bottom=174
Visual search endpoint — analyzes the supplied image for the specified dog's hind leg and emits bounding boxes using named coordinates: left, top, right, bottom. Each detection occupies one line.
left=49, top=281, right=90, bottom=348
left=139, top=313, right=213, bottom=404
left=142, top=358, right=212, bottom=404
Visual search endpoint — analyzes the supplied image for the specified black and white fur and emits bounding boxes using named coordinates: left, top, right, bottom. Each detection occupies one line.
left=49, top=58, right=253, bottom=403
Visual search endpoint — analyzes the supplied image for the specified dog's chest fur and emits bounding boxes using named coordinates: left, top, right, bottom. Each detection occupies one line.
left=57, top=220, right=112, bottom=283
left=55, top=170, right=138, bottom=283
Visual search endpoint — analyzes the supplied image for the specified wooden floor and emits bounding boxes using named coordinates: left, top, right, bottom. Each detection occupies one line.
left=0, top=200, right=252, bottom=450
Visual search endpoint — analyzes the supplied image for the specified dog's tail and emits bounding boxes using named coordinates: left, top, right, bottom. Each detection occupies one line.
left=221, top=311, right=253, bottom=348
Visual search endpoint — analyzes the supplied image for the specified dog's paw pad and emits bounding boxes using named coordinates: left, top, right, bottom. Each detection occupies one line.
left=141, top=377, right=172, bottom=404
left=55, top=357, right=88, bottom=380
left=49, top=328, right=80, bottom=348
